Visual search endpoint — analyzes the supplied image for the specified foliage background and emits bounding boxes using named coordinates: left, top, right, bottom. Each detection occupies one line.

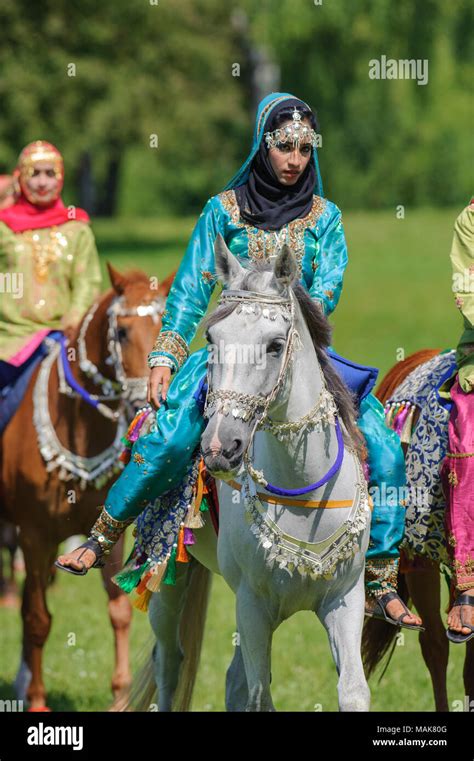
left=0, top=0, right=471, bottom=215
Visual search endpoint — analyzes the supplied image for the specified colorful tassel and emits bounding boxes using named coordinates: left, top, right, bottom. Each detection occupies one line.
left=145, top=561, right=168, bottom=593
left=183, top=527, right=195, bottom=546
left=132, top=587, right=152, bottom=612
left=188, top=510, right=204, bottom=529
left=163, top=545, right=177, bottom=586
left=176, top=526, right=190, bottom=563
left=136, top=571, right=153, bottom=595
left=113, top=560, right=149, bottom=593
left=199, top=496, right=210, bottom=512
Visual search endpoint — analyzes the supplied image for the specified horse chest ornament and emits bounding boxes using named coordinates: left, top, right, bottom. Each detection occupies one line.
left=203, top=288, right=371, bottom=581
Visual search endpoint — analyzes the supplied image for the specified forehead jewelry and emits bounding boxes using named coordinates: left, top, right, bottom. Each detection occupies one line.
left=264, top=107, right=318, bottom=150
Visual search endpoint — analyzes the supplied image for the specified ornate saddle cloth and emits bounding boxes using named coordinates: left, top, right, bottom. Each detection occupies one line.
left=386, top=350, right=458, bottom=567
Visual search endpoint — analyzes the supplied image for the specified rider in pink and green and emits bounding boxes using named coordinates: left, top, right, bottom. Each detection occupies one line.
left=442, top=199, right=474, bottom=643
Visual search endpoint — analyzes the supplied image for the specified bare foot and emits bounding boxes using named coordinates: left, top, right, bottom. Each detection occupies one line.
left=447, top=588, right=474, bottom=635
left=56, top=546, right=97, bottom=573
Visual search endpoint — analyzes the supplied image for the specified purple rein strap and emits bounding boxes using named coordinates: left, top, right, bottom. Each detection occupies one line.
left=59, top=337, right=118, bottom=421
left=262, top=416, right=345, bottom=497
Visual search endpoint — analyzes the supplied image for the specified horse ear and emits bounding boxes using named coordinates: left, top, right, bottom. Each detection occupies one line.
left=107, top=262, right=127, bottom=295
left=158, top=270, right=176, bottom=296
left=273, top=244, right=297, bottom=288
left=214, top=233, right=245, bottom=287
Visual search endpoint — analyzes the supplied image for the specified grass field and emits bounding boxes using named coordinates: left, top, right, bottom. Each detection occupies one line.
left=0, top=206, right=467, bottom=711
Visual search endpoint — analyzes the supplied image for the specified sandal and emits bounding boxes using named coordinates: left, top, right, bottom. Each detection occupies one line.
left=446, top=594, right=474, bottom=644
left=365, top=591, right=425, bottom=631
left=54, top=537, right=107, bottom=576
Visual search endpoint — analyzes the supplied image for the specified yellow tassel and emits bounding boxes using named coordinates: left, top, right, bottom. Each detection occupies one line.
left=145, top=561, right=168, bottom=592
left=188, top=510, right=205, bottom=529
left=400, top=406, right=416, bottom=444
left=183, top=502, right=196, bottom=528
left=176, top=526, right=190, bottom=563
left=132, top=588, right=152, bottom=612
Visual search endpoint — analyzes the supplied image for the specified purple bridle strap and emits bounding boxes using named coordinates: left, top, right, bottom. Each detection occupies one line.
left=263, top=417, right=345, bottom=497
left=59, top=337, right=100, bottom=409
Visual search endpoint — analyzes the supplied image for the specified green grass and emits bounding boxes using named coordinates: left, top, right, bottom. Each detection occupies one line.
left=0, top=207, right=467, bottom=711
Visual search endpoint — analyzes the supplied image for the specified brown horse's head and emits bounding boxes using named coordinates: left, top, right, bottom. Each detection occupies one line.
left=72, top=264, right=175, bottom=408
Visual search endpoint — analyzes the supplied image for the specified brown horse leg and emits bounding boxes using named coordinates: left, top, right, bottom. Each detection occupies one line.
left=100, top=533, right=132, bottom=700
left=20, top=537, right=56, bottom=709
left=406, top=567, right=449, bottom=711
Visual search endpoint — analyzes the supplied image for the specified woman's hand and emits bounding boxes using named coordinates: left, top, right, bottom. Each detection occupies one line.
left=147, top=366, right=172, bottom=409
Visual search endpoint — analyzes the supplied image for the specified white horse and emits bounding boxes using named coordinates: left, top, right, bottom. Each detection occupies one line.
left=125, top=238, right=372, bottom=712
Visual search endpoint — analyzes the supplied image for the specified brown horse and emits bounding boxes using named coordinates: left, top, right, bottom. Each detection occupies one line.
left=0, top=264, right=173, bottom=709
left=363, top=349, right=474, bottom=711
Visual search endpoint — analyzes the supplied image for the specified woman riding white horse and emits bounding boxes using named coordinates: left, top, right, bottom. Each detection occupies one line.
left=56, top=92, right=422, bottom=630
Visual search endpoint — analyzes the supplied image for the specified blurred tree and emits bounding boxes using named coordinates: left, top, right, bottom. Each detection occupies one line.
left=243, top=0, right=472, bottom=208
left=0, top=0, right=470, bottom=215
left=0, top=0, right=249, bottom=215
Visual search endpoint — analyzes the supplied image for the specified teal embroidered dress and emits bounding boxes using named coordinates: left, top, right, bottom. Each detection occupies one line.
left=104, top=93, right=406, bottom=596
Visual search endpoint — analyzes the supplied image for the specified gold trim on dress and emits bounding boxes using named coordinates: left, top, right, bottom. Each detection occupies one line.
left=219, top=189, right=326, bottom=271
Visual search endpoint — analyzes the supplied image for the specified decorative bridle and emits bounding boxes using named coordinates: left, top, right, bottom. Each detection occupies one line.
left=33, top=291, right=166, bottom=489
left=203, top=288, right=345, bottom=497
left=58, top=294, right=166, bottom=420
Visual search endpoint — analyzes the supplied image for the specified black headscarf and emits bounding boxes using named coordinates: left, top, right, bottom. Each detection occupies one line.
left=234, top=98, right=318, bottom=231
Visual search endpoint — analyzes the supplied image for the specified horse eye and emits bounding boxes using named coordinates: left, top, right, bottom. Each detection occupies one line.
left=117, top=326, right=128, bottom=342
left=267, top=340, right=284, bottom=355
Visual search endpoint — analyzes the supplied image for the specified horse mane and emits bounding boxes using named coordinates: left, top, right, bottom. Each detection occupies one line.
left=204, top=262, right=366, bottom=459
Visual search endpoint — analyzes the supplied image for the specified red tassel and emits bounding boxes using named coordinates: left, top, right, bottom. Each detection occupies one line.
left=119, top=448, right=131, bottom=464
left=136, top=571, right=153, bottom=595
left=176, top=526, right=190, bottom=563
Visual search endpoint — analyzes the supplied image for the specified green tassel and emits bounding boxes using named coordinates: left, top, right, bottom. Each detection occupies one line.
left=163, top=546, right=177, bottom=586
left=120, top=435, right=131, bottom=447
left=199, top=496, right=210, bottom=513
left=114, top=560, right=149, bottom=593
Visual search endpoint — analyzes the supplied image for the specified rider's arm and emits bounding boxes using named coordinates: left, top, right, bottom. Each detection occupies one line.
left=148, top=196, right=222, bottom=373
left=308, top=201, right=348, bottom=317
left=451, top=202, right=474, bottom=342
left=64, top=223, right=102, bottom=329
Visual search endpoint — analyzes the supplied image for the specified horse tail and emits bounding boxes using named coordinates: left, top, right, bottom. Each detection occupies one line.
left=111, top=560, right=212, bottom=712
left=375, top=349, right=441, bottom=405
left=173, top=560, right=212, bottom=712
left=362, top=566, right=411, bottom=679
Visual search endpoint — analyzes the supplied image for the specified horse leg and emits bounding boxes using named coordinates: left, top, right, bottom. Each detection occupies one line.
left=147, top=564, right=189, bottom=712
left=100, top=533, right=132, bottom=700
left=405, top=567, right=449, bottom=712
left=235, top=583, right=275, bottom=711
left=225, top=640, right=248, bottom=711
left=319, top=575, right=371, bottom=712
left=17, top=536, right=56, bottom=709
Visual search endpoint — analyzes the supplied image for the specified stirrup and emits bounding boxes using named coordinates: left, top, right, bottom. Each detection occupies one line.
left=365, top=591, right=425, bottom=631
left=54, top=537, right=107, bottom=576
left=446, top=594, right=474, bottom=644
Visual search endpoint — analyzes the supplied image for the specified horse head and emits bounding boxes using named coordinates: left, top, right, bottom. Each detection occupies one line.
left=201, top=234, right=300, bottom=478
left=71, top=265, right=174, bottom=410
